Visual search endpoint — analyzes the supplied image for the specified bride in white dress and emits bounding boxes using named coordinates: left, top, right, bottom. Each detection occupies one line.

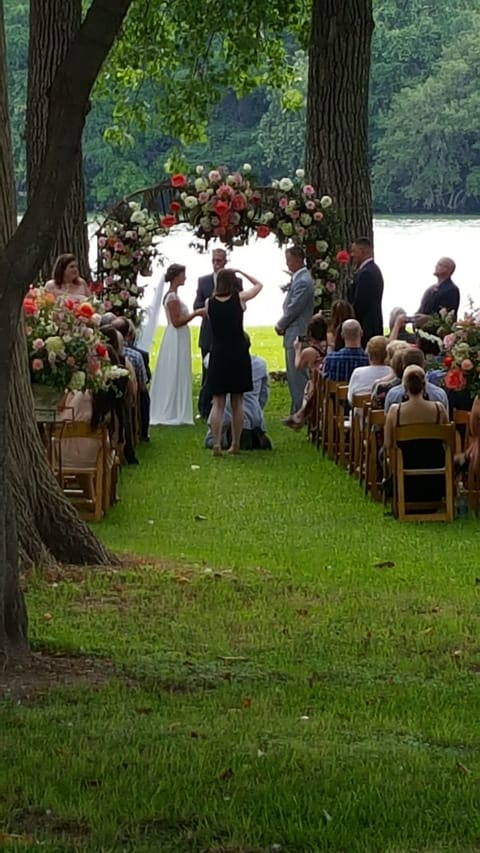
left=150, top=263, right=202, bottom=426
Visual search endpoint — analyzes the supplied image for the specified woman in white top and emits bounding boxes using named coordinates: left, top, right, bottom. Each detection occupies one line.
left=348, top=335, right=391, bottom=404
left=45, top=253, right=90, bottom=302
left=149, top=263, right=203, bottom=426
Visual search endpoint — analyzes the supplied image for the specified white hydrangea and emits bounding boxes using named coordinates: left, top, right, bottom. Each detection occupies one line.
left=243, top=163, right=252, bottom=172
left=316, top=240, right=328, bottom=253
left=320, top=195, right=333, bottom=209
left=295, top=169, right=305, bottom=178
left=279, top=178, right=293, bottom=192
left=195, top=177, right=207, bottom=192
left=196, top=165, right=204, bottom=175
left=184, top=195, right=199, bottom=209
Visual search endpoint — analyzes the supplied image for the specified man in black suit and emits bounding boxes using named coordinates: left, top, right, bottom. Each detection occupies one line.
left=349, top=236, right=384, bottom=346
left=417, top=257, right=460, bottom=318
left=194, top=248, right=241, bottom=419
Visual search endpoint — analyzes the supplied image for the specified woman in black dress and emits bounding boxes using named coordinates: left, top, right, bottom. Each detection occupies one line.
left=207, top=268, right=263, bottom=455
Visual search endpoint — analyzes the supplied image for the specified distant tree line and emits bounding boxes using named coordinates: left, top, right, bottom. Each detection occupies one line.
left=5, top=0, right=480, bottom=213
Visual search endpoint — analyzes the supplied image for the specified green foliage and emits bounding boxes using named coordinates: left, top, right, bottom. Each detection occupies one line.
left=5, top=0, right=480, bottom=213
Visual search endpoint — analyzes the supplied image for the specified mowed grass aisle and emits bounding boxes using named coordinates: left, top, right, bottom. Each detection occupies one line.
left=2, top=329, right=480, bottom=852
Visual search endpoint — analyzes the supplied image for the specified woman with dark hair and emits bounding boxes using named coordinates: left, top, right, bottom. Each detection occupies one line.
left=207, top=268, right=263, bottom=455
left=150, top=263, right=203, bottom=425
left=282, top=313, right=328, bottom=431
left=327, top=299, right=355, bottom=352
left=45, top=253, right=89, bottom=301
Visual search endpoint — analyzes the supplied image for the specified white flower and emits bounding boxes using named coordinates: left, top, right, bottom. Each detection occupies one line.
left=296, top=168, right=305, bottom=178
left=320, top=195, right=333, bottom=208
left=130, top=211, right=145, bottom=224
left=243, top=163, right=252, bottom=172
left=263, top=211, right=274, bottom=222
left=247, top=209, right=255, bottom=220
left=271, top=180, right=280, bottom=189
left=138, top=227, right=146, bottom=237
left=184, top=195, right=199, bottom=209
left=279, top=177, right=293, bottom=192
left=300, top=213, right=312, bottom=226
left=316, top=240, right=328, bottom=253
left=226, top=174, right=236, bottom=185
left=111, top=260, right=120, bottom=269
left=196, top=165, right=204, bottom=175
left=319, top=261, right=329, bottom=270
left=128, top=297, right=138, bottom=307
left=195, top=177, right=207, bottom=192
left=180, top=192, right=188, bottom=201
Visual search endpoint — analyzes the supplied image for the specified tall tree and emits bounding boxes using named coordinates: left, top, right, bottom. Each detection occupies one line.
left=305, top=0, right=374, bottom=246
left=0, top=0, right=134, bottom=661
left=26, top=0, right=90, bottom=279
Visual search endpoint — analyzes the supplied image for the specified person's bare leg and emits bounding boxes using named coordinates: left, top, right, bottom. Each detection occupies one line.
left=229, top=393, right=243, bottom=453
left=210, top=394, right=226, bottom=455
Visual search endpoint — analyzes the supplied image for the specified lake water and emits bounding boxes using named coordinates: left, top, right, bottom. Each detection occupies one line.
left=89, top=216, right=480, bottom=330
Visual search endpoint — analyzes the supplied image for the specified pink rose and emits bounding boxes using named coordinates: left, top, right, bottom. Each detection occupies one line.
left=33, top=338, right=45, bottom=350
left=305, top=200, right=316, bottom=210
left=105, top=276, right=113, bottom=286
left=98, top=236, right=107, bottom=248
left=216, top=184, right=235, bottom=198
left=232, top=193, right=247, bottom=211
left=66, top=356, right=76, bottom=367
left=208, top=170, right=221, bottom=182
left=114, top=241, right=125, bottom=252
left=279, top=197, right=289, bottom=209
left=313, top=211, right=324, bottom=221
left=303, top=184, right=315, bottom=196
left=120, top=289, right=129, bottom=300
left=443, top=334, right=456, bottom=349
left=326, top=281, right=336, bottom=293
left=461, top=358, right=473, bottom=371
left=104, top=300, right=112, bottom=310
left=198, top=192, right=209, bottom=204
left=291, top=210, right=300, bottom=219
left=32, top=358, right=44, bottom=371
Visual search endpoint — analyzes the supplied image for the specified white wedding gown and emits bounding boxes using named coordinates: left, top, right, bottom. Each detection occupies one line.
left=149, top=291, right=193, bottom=426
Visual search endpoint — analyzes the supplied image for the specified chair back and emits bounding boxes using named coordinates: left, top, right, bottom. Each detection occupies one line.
left=389, top=422, right=456, bottom=521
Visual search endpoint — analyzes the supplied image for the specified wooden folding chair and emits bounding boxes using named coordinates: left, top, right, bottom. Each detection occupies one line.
left=334, top=384, right=350, bottom=468
left=387, top=423, right=456, bottom=521
left=453, top=409, right=470, bottom=455
left=349, top=393, right=371, bottom=477
left=321, top=378, right=337, bottom=459
left=52, top=423, right=111, bottom=521
left=309, top=371, right=325, bottom=447
left=364, top=407, right=385, bottom=501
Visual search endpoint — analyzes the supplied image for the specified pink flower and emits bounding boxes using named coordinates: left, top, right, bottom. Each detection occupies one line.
left=208, top=170, right=221, bottom=183
left=104, top=276, right=113, bottom=286
left=291, top=210, right=300, bottom=219
left=305, top=200, right=316, bottom=210
left=461, top=358, right=474, bottom=371
left=279, top=197, right=289, bottom=209
left=32, top=358, right=44, bottom=371
left=326, top=281, right=336, bottom=293
left=114, top=241, right=125, bottom=252
left=88, top=358, right=101, bottom=373
left=32, top=338, right=45, bottom=350
left=213, top=226, right=226, bottom=237
left=66, top=356, right=76, bottom=367
left=120, top=289, right=129, bottom=301
left=104, top=300, right=112, bottom=310
left=232, top=193, right=247, bottom=211
left=98, top=236, right=107, bottom=248
left=443, top=333, right=456, bottom=349
left=216, top=184, right=235, bottom=199
left=303, top=184, right=315, bottom=196
left=198, top=192, right=209, bottom=204
left=313, top=211, right=324, bottom=221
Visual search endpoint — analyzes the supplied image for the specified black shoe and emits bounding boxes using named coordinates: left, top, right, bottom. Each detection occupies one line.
left=126, top=455, right=139, bottom=465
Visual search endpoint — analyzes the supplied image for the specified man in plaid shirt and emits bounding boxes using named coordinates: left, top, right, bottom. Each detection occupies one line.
left=322, top=319, right=368, bottom=382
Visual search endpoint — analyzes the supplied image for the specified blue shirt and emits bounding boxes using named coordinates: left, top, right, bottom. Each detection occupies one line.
left=384, top=381, right=449, bottom=413
left=323, top=347, right=369, bottom=383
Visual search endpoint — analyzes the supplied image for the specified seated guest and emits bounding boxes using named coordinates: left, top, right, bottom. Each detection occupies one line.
left=322, top=319, right=368, bottom=383
left=388, top=307, right=416, bottom=343
left=370, top=340, right=410, bottom=410
left=58, top=388, right=117, bottom=499
left=384, top=365, right=448, bottom=503
left=347, top=335, right=390, bottom=404
left=327, top=299, right=355, bottom=352
left=101, top=326, right=139, bottom=464
left=204, top=338, right=271, bottom=450
left=45, top=253, right=89, bottom=302
left=112, top=316, right=151, bottom=441
left=282, top=314, right=328, bottom=430
left=384, top=347, right=449, bottom=413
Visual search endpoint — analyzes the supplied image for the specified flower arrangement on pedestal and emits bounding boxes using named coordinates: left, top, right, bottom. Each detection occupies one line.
left=160, top=165, right=348, bottom=310
left=419, top=308, right=480, bottom=397
left=96, top=200, right=160, bottom=325
left=23, top=288, right=126, bottom=394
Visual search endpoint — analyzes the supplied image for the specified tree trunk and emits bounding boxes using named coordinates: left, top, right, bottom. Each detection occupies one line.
left=26, top=0, right=90, bottom=280
left=0, top=0, right=134, bottom=659
left=306, top=0, right=374, bottom=253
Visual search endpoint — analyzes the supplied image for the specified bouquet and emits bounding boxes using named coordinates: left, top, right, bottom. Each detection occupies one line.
left=23, top=288, right=126, bottom=393
left=419, top=307, right=480, bottom=398
left=96, top=200, right=160, bottom=325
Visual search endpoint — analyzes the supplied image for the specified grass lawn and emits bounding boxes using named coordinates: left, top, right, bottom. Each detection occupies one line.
left=2, top=329, right=480, bottom=852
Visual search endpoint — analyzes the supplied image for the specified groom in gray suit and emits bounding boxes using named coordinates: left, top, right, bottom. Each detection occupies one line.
left=275, top=246, right=315, bottom=413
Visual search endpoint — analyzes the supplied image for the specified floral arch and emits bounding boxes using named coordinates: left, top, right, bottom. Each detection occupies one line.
left=95, top=165, right=350, bottom=326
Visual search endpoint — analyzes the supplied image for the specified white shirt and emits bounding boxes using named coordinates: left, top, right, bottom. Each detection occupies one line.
left=358, top=257, right=374, bottom=271
left=348, top=364, right=391, bottom=405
